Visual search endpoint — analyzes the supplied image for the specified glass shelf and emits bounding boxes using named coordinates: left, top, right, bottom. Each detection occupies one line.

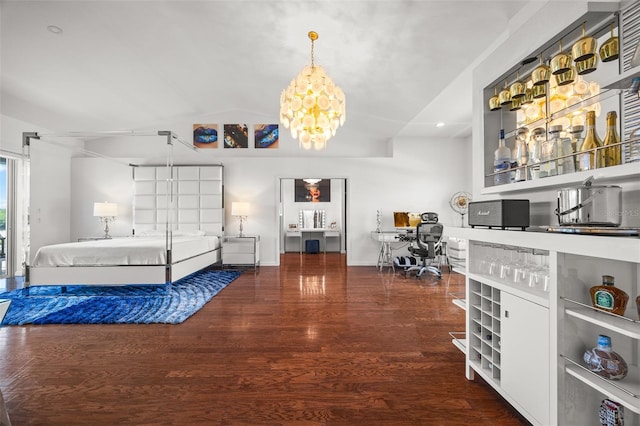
left=467, top=271, right=549, bottom=308
left=449, top=291, right=467, bottom=311
left=449, top=331, right=466, bottom=354
left=563, top=356, right=640, bottom=415
left=486, top=138, right=637, bottom=181
left=549, top=88, right=620, bottom=122
left=482, top=158, right=640, bottom=195
left=562, top=297, right=640, bottom=339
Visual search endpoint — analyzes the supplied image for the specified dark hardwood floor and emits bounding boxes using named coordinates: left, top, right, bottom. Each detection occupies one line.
left=0, top=254, right=529, bottom=425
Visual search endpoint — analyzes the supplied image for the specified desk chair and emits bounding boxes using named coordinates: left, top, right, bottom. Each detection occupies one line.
left=405, top=212, right=443, bottom=279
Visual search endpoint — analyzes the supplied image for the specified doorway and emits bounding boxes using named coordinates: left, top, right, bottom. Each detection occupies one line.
left=278, top=178, right=348, bottom=258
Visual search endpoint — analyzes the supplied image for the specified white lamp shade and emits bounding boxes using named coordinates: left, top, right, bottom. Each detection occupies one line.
left=93, top=202, right=118, bottom=217
left=231, top=202, right=250, bottom=217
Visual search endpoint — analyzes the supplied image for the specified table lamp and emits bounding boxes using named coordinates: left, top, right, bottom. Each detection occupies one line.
left=93, top=201, right=118, bottom=239
left=231, top=202, right=250, bottom=237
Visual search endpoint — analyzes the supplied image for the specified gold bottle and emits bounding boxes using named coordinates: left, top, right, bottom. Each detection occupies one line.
left=599, top=111, right=621, bottom=167
left=589, top=275, right=629, bottom=316
left=578, top=110, right=602, bottom=171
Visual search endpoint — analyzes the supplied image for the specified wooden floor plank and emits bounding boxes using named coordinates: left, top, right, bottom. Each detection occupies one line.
left=0, top=254, right=529, bottom=425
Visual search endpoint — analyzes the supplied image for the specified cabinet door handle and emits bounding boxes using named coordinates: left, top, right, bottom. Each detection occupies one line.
left=504, top=310, right=509, bottom=318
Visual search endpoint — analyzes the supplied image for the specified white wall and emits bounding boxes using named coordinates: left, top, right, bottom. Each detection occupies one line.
left=217, top=136, right=471, bottom=265
left=3, top=105, right=472, bottom=271
left=70, top=158, right=133, bottom=241
left=28, top=140, right=73, bottom=262
left=60, top=134, right=471, bottom=267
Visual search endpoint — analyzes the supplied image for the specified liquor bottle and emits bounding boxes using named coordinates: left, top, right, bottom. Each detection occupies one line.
left=599, top=399, right=624, bottom=426
left=599, top=111, right=621, bottom=167
left=589, top=275, right=629, bottom=316
left=528, top=127, right=545, bottom=179
left=554, top=126, right=575, bottom=175
left=569, top=125, right=583, bottom=171
left=541, top=125, right=560, bottom=177
left=583, top=335, right=628, bottom=380
left=513, top=127, right=529, bottom=181
left=494, top=129, right=511, bottom=185
left=578, top=110, right=602, bottom=171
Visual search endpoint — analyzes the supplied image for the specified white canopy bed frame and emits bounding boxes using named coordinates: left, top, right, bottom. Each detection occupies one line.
left=22, top=130, right=225, bottom=290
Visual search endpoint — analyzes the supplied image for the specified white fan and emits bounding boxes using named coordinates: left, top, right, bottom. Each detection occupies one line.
left=449, top=192, right=472, bottom=227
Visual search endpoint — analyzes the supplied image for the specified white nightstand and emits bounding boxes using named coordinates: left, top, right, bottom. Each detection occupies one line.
left=222, top=235, right=260, bottom=269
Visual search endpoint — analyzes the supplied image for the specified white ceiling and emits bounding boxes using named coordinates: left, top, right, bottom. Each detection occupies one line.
left=0, top=0, right=529, bottom=153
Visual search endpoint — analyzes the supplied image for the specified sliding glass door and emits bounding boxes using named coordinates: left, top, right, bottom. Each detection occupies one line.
left=0, top=157, right=7, bottom=276
left=0, top=155, right=21, bottom=279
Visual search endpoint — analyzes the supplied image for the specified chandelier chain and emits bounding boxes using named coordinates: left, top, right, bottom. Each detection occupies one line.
left=308, top=31, right=317, bottom=69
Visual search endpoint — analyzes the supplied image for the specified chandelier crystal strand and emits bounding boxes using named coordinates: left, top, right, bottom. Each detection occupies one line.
left=280, top=31, right=346, bottom=150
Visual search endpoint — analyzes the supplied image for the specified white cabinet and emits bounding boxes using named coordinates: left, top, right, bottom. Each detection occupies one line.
left=445, top=226, right=640, bottom=426
left=501, top=292, right=550, bottom=425
left=466, top=270, right=550, bottom=426
left=468, top=280, right=503, bottom=384
left=558, top=253, right=640, bottom=426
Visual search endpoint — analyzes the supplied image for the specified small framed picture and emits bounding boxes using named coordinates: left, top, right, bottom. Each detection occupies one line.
left=288, top=223, right=298, bottom=229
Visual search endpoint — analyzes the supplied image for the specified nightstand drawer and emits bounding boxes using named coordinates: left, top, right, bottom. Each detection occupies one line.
left=223, top=253, right=255, bottom=264
left=223, top=243, right=254, bottom=254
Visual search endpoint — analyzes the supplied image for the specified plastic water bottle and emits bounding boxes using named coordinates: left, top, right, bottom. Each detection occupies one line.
left=494, top=129, right=511, bottom=185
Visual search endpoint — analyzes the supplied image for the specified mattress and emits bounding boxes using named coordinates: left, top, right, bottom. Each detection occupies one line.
left=32, top=235, right=221, bottom=267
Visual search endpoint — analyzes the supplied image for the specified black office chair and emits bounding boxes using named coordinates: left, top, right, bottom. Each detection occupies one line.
left=406, top=212, right=443, bottom=279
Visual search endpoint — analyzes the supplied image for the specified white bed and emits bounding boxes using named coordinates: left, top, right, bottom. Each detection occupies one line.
left=33, top=235, right=220, bottom=267
left=27, top=234, right=222, bottom=286
left=23, top=131, right=226, bottom=288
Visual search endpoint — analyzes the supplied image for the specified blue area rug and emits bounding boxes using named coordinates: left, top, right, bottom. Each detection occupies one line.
left=0, top=269, right=241, bottom=325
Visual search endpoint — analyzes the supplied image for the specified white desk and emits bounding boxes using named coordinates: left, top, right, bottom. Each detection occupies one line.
left=286, top=228, right=340, bottom=253
left=371, top=231, right=399, bottom=270
left=370, top=231, right=413, bottom=271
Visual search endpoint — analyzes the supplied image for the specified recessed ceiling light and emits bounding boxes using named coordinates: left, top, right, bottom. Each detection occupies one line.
left=47, top=25, right=63, bottom=35
left=436, top=122, right=445, bottom=127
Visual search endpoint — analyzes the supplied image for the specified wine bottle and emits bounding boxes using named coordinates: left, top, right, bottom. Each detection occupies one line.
left=494, top=129, right=511, bottom=185
left=578, top=110, right=601, bottom=171
left=599, top=111, right=621, bottom=167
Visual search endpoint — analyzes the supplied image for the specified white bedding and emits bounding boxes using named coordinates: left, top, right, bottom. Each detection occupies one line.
left=32, top=235, right=221, bottom=267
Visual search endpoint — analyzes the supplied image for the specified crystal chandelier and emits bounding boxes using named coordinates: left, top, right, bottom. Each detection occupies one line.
left=280, top=31, right=346, bottom=150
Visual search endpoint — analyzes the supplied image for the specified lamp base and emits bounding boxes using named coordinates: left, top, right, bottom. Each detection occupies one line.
left=100, top=217, right=114, bottom=239
left=238, top=216, right=246, bottom=237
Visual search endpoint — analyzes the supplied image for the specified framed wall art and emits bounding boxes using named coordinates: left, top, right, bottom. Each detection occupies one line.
left=254, top=124, right=279, bottom=149
left=224, top=124, right=248, bottom=148
left=193, top=124, right=218, bottom=148
left=294, top=179, right=331, bottom=203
